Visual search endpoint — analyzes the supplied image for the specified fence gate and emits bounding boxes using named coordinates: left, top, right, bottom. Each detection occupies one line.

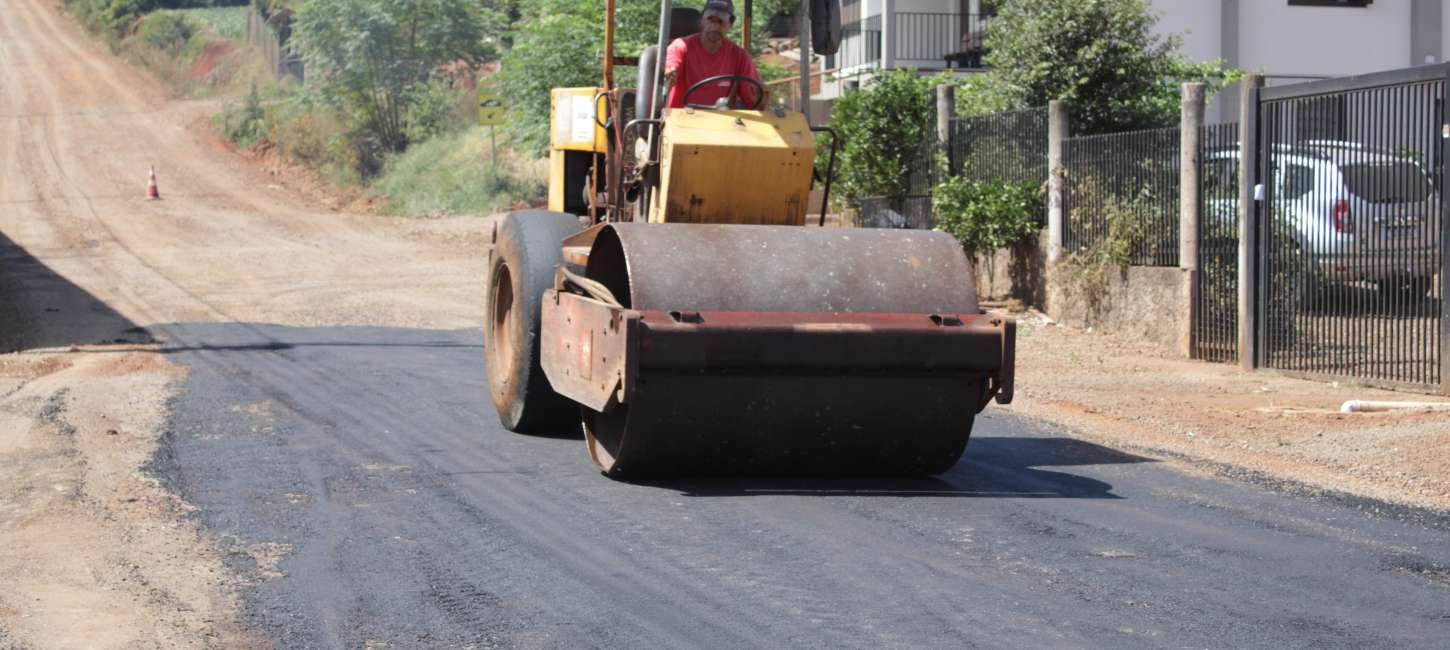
left=1194, top=123, right=1242, bottom=362
left=1253, top=65, right=1448, bottom=392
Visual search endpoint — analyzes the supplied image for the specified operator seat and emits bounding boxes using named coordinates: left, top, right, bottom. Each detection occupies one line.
left=635, top=8, right=703, bottom=121
left=668, top=7, right=702, bottom=40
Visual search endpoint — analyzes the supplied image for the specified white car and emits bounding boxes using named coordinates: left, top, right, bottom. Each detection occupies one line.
left=1203, top=141, right=1442, bottom=302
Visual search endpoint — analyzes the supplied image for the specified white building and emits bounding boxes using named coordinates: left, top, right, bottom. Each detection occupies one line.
left=1150, top=0, right=1447, bottom=122
left=816, top=0, right=1448, bottom=123
left=819, top=0, right=993, bottom=100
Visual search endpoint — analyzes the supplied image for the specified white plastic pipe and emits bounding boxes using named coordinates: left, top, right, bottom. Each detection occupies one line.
left=1339, top=400, right=1450, bottom=414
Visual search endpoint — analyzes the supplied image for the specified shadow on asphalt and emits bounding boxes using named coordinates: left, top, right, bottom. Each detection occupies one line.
left=152, top=341, right=482, bottom=353
left=633, top=436, right=1151, bottom=499
left=0, top=229, right=153, bottom=353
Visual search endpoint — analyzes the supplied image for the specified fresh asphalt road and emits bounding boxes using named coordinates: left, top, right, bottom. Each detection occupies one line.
left=149, top=322, right=1450, bottom=649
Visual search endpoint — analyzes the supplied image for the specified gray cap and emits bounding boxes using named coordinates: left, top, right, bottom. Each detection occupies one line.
left=702, top=0, right=735, bottom=18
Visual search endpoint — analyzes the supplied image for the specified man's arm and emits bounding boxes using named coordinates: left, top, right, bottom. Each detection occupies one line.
left=663, top=38, right=688, bottom=109
left=737, top=47, right=763, bottom=107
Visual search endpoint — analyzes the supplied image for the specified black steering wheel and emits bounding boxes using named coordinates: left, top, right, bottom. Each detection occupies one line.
left=683, top=74, right=766, bottom=110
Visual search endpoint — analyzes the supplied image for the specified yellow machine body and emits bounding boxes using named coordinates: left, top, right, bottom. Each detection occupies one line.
left=548, top=87, right=608, bottom=213
left=549, top=87, right=608, bottom=153
left=648, top=108, right=815, bottom=225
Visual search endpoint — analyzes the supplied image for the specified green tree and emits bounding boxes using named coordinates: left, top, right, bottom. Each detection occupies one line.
left=292, top=0, right=497, bottom=154
left=976, top=0, right=1236, bottom=133
left=828, top=69, right=935, bottom=203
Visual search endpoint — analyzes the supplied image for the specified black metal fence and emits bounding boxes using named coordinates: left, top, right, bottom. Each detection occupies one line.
left=836, top=17, right=882, bottom=70
left=949, top=107, right=1049, bottom=190
left=851, top=196, right=936, bottom=229
left=1254, top=66, right=1445, bottom=391
left=849, top=106, right=1049, bottom=230
left=1194, top=122, right=1242, bottom=363
left=834, top=13, right=991, bottom=71
left=1063, top=127, right=1182, bottom=266
left=893, top=13, right=991, bottom=67
left=847, top=135, right=938, bottom=228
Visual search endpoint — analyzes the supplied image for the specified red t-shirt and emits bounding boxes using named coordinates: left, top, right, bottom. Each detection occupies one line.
left=664, top=34, right=761, bottom=109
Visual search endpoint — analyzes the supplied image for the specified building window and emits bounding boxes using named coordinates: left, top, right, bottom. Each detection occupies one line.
left=1287, top=0, right=1372, bottom=7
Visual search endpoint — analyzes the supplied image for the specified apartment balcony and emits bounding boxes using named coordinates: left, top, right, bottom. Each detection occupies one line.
left=831, top=12, right=991, bottom=72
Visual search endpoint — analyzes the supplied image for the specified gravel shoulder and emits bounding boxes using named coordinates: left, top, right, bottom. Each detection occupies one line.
left=1000, top=309, right=1450, bottom=513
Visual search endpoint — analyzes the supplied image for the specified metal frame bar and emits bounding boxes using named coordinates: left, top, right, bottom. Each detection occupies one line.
left=1442, top=66, right=1450, bottom=394
left=1260, top=63, right=1449, bottom=102
left=1254, top=87, right=1270, bottom=371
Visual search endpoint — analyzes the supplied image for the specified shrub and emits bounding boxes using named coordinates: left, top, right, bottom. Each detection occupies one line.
left=220, top=83, right=267, bottom=145
left=137, top=12, right=194, bottom=50
left=828, top=69, right=937, bottom=204
left=372, top=126, right=547, bottom=216
left=931, top=176, right=1042, bottom=261
left=402, top=78, right=468, bottom=146
left=176, top=6, right=248, bottom=40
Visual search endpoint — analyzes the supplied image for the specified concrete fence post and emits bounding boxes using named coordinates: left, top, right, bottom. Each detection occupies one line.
left=1047, top=100, right=1070, bottom=266
left=936, top=84, right=956, bottom=172
left=1180, top=83, right=1205, bottom=359
left=1237, top=74, right=1265, bottom=372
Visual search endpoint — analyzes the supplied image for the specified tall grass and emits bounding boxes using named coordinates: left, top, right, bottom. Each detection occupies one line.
left=168, top=6, right=248, bottom=40
left=373, top=126, right=547, bottom=216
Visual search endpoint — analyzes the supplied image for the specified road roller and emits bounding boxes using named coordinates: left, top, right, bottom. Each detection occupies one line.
left=483, top=0, right=1015, bottom=476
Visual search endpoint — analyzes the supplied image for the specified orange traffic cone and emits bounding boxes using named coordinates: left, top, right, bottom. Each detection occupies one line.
left=146, top=166, right=160, bottom=200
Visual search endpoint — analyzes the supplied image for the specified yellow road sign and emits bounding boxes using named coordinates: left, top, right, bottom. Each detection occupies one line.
left=478, top=90, right=506, bottom=126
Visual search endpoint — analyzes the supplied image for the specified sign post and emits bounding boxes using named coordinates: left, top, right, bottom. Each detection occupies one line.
left=477, top=89, right=506, bottom=169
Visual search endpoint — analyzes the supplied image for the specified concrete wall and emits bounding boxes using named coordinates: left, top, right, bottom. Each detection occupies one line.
left=1444, top=3, right=1450, bottom=62
left=1146, top=0, right=1436, bottom=122
left=1150, top=0, right=1222, bottom=65
left=1047, top=265, right=1190, bottom=354
left=1150, top=0, right=1419, bottom=76
left=1238, top=1, right=1411, bottom=79
left=976, top=230, right=1048, bottom=308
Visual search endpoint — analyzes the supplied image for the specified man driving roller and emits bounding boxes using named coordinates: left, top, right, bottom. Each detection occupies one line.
left=663, top=0, right=763, bottom=109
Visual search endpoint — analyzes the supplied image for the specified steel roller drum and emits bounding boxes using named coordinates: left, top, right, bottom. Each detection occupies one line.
left=572, top=223, right=1010, bottom=476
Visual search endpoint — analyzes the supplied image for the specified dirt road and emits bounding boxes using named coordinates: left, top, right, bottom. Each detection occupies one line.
left=2, top=0, right=1450, bottom=647
left=0, top=0, right=485, bottom=645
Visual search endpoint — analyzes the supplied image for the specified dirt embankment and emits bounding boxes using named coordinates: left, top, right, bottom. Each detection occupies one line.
left=0, top=0, right=492, bottom=645
left=0, top=349, right=259, bottom=648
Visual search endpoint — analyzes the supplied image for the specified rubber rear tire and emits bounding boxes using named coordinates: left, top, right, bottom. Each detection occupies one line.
left=484, top=210, right=584, bottom=433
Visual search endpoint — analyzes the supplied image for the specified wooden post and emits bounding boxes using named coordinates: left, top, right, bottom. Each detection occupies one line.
left=1237, top=74, right=1265, bottom=372
left=1180, top=82, right=1205, bottom=359
left=1046, top=100, right=1069, bottom=265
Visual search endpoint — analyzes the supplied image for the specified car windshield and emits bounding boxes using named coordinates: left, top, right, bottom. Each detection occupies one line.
left=1339, top=162, right=1431, bottom=203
